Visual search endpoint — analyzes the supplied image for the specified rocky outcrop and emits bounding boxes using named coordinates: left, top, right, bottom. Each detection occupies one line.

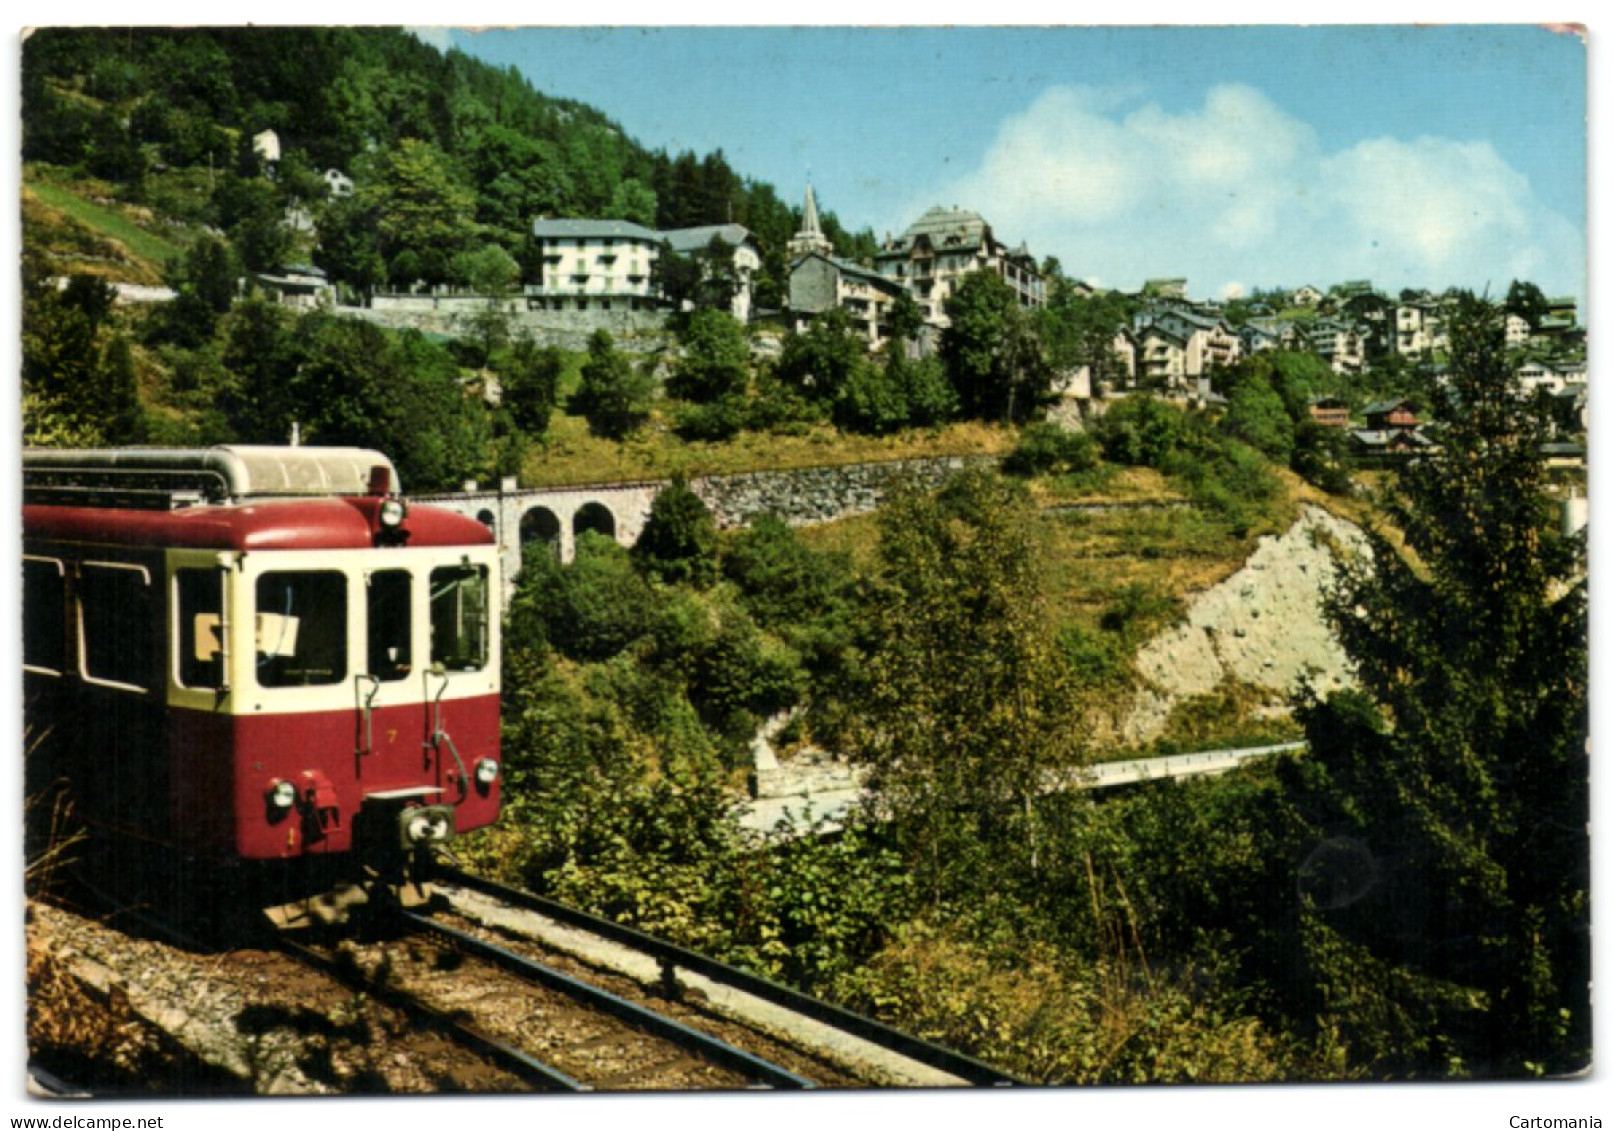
left=1119, top=505, right=1369, bottom=745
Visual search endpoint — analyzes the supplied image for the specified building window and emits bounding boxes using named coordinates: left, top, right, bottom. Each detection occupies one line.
left=366, top=570, right=413, bottom=683
left=176, top=568, right=225, bottom=690
left=431, top=565, right=489, bottom=672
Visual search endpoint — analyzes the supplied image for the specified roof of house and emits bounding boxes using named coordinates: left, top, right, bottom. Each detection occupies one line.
left=1351, top=429, right=1433, bottom=448
left=883, top=206, right=991, bottom=253
left=532, top=218, right=660, bottom=242
left=659, top=224, right=756, bottom=255
left=1363, top=398, right=1415, bottom=416
left=790, top=252, right=903, bottom=293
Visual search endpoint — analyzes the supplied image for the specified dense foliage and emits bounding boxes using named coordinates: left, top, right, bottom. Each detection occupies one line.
left=22, top=26, right=878, bottom=301
left=1279, top=298, right=1589, bottom=1076
left=23, top=26, right=1587, bottom=1086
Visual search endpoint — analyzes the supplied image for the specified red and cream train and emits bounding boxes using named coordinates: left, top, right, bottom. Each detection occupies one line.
left=22, top=445, right=503, bottom=899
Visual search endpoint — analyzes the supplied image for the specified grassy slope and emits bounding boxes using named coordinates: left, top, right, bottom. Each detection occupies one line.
left=23, top=178, right=184, bottom=283
left=524, top=411, right=1017, bottom=487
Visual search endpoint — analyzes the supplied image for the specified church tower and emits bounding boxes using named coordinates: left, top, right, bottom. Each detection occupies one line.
left=787, top=182, right=834, bottom=260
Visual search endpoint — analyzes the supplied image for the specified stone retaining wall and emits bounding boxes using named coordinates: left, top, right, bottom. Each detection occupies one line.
left=339, top=303, right=672, bottom=353
left=691, top=455, right=996, bottom=528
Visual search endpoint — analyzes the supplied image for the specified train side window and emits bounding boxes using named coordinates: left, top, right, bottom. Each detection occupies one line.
left=22, top=557, right=66, bottom=675
left=430, top=565, right=488, bottom=672
left=79, top=563, right=153, bottom=690
left=366, top=570, right=413, bottom=682
left=176, top=569, right=225, bottom=689
left=255, top=572, right=347, bottom=687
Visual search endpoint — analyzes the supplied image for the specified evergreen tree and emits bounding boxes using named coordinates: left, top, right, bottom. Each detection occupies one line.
left=632, top=476, right=720, bottom=588
left=573, top=329, right=654, bottom=440
left=1282, top=296, right=1588, bottom=1076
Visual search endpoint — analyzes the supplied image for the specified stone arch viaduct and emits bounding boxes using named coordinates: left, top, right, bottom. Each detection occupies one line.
left=413, top=455, right=993, bottom=597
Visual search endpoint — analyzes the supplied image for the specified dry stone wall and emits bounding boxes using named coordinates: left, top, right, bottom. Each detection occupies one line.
left=691, top=455, right=996, bottom=529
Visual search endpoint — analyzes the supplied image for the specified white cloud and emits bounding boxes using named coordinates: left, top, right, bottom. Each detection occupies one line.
left=921, top=84, right=1584, bottom=302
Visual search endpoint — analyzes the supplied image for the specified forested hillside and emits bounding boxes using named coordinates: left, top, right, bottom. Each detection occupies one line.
left=22, top=26, right=876, bottom=301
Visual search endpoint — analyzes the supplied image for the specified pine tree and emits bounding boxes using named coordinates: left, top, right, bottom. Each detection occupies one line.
left=1283, top=296, right=1588, bottom=1076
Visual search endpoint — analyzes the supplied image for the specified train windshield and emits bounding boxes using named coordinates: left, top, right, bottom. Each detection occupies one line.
left=255, top=571, right=347, bottom=687
left=430, top=565, right=489, bottom=672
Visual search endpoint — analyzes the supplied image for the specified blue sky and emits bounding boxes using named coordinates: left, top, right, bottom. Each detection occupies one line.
left=428, top=24, right=1586, bottom=306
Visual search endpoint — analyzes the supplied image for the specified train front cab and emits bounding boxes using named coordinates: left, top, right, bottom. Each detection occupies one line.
left=24, top=533, right=502, bottom=884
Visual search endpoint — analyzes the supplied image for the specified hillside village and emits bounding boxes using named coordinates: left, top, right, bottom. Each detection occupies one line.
left=240, top=143, right=1588, bottom=469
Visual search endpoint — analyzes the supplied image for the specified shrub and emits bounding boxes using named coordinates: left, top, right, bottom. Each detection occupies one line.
left=1094, top=395, right=1184, bottom=467
left=633, top=476, right=719, bottom=588
left=1004, top=423, right=1101, bottom=477
left=512, top=531, right=657, bottom=662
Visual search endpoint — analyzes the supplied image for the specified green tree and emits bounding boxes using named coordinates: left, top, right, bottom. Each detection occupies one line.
left=633, top=476, right=720, bottom=588
left=497, top=338, right=562, bottom=438
left=667, top=309, right=750, bottom=404
left=1093, top=394, right=1184, bottom=467
left=1282, top=296, right=1588, bottom=1076
left=776, top=309, right=870, bottom=407
left=652, top=241, right=703, bottom=314
left=850, top=470, right=1087, bottom=901
left=1222, top=379, right=1295, bottom=463
left=573, top=329, right=655, bottom=440
left=1037, top=281, right=1136, bottom=396
left=1503, top=279, right=1550, bottom=331
left=609, top=178, right=659, bottom=228
left=513, top=530, right=659, bottom=663
left=941, top=270, right=1050, bottom=423
left=214, top=173, right=292, bottom=274
left=23, top=258, right=143, bottom=444
left=361, top=138, right=477, bottom=283
left=453, top=242, right=521, bottom=366
left=221, top=297, right=302, bottom=442
left=314, top=192, right=386, bottom=298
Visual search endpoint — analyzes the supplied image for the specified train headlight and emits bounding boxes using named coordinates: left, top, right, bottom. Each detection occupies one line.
left=475, top=758, right=500, bottom=786
left=378, top=498, right=408, bottom=529
left=268, top=779, right=298, bottom=811
left=406, top=809, right=452, bottom=845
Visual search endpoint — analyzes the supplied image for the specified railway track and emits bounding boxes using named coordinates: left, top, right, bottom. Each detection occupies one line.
left=434, top=866, right=1021, bottom=1088
left=43, top=862, right=1018, bottom=1092
left=52, top=874, right=808, bottom=1092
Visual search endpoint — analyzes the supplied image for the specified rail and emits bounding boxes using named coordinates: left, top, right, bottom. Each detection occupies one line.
left=274, top=930, right=588, bottom=1092
left=436, top=867, right=1021, bottom=1087
left=401, top=910, right=816, bottom=1090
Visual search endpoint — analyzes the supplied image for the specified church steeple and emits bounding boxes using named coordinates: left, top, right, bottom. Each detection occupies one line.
left=787, top=182, right=834, bottom=260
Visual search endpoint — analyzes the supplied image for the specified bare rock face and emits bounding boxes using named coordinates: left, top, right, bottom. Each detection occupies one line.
left=1119, top=505, right=1369, bottom=745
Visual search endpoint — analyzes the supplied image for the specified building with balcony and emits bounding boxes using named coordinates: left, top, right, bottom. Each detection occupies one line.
left=528, top=218, right=662, bottom=313
left=788, top=251, right=906, bottom=346
left=874, top=205, right=1044, bottom=328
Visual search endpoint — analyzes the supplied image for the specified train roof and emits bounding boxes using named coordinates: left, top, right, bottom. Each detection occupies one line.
left=23, top=495, right=495, bottom=553
left=24, top=445, right=399, bottom=505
